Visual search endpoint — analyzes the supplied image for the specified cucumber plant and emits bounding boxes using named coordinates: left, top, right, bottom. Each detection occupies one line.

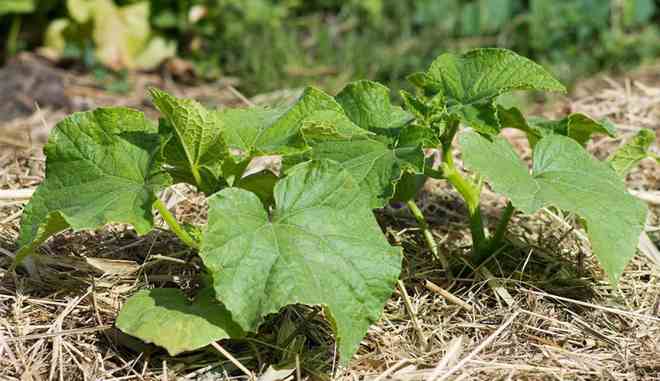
left=15, top=48, right=652, bottom=363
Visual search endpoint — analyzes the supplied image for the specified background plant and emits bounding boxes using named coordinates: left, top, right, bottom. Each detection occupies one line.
left=2, top=0, right=660, bottom=94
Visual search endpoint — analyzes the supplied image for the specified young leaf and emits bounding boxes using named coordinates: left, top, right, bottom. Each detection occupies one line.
left=452, top=103, right=500, bottom=135
left=459, top=132, right=647, bottom=284
left=608, top=128, right=657, bottom=176
left=425, top=48, right=566, bottom=105
left=200, top=160, right=402, bottom=362
left=116, top=288, right=244, bottom=355
left=151, top=89, right=227, bottom=194
left=222, top=87, right=344, bottom=157
left=336, top=80, right=413, bottom=133
left=16, top=108, right=170, bottom=264
left=412, top=49, right=565, bottom=136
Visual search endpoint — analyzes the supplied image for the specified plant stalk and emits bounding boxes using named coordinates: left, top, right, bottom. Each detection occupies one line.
left=7, top=16, right=22, bottom=58
left=406, top=199, right=451, bottom=274
left=474, top=201, right=515, bottom=264
left=154, top=198, right=199, bottom=250
left=190, top=165, right=204, bottom=191
left=490, top=202, right=514, bottom=248
left=440, top=121, right=488, bottom=257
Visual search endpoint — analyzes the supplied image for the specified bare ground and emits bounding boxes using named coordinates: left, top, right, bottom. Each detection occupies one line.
left=0, top=56, right=659, bottom=380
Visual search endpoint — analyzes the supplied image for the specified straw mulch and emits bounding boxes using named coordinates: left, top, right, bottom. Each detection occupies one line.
left=1, top=58, right=659, bottom=380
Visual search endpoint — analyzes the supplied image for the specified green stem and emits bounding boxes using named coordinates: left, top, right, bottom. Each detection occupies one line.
left=490, top=202, right=514, bottom=248
left=154, top=198, right=199, bottom=250
left=440, top=121, right=488, bottom=257
left=474, top=201, right=515, bottom=264
left=191, top=165, right=204, bottom=191
left=7, top=16, right=22, bottom=58
left=406, top=199, right=451, bottom=275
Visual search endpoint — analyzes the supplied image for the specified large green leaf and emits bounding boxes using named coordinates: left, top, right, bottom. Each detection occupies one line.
left=221, top=87, right=343, bottom=158
left=608, top=128, right=657, bottom=176
left=17, top=108, right=170, bottom=263
left=460, top=132, right=647, bottom=284
left=151, top=89, right=227, bottom=194
left=116, top=288, right=244, bottom=355
left=425, top=48, right=566, bottom=105
left=200, top=160, right=401, bottom=362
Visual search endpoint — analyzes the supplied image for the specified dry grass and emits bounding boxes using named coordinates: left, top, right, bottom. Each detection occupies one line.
left=1, top=67, right=659, bottom=380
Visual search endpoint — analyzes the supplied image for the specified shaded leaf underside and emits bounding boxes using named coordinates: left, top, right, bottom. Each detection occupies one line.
left=116, top=288, right=244, bottom=355
left=460, top=132, right=647, bottom=284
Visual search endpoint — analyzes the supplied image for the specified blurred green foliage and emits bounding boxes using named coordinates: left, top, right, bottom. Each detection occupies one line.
left=1, top=0, right=659, bottom=95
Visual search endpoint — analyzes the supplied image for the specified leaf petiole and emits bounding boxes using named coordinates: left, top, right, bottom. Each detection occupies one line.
left=474, top=201, right=515, bottom=264
left=154, top=198, right=200, bottom=250
left=440, top=121, right=488, bottom=257
left=406, top=199, right=451, bottom=276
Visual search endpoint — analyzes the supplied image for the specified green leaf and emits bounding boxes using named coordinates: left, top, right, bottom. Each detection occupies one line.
left=0, top=0, right=34, bottom=14
left=391, top=172, right=427, bottom=203
left=222, top=87, right=343, bottom=156
left=116, top=288, right=244, bottom=355
left=400, top=90, right=446, bottom=143
left=300, top=81, right=425, bottom=207
left=151, top=89, right=227, bottom=194
left=497, top=106, right=616, bottom=147
left=528, top=114, right=616, bottom=147
left=336, top=80, right=412, bottom=134
left=17, top=108, right=170, bottom=264
left=496, top=105, right=538, bottom=137
left=608, top=128, right=657, bottom=176
left=200, top=160, right=401, bottom=362
left=460, top=132, right=647, bottom=284
left=221, top=107, right=283, bottom=158
left=425, top=49, right=566, bottom=106
left=234, top=170, right=278, bottom=207
left=303, top=111, right=424, bottom=208
left=452, top=102, right=500, bottom=135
